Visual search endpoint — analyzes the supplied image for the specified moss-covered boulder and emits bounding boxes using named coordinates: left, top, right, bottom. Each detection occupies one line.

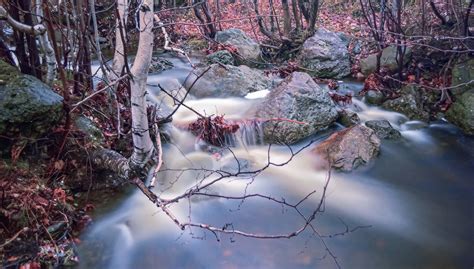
left=0, top=60, right=63, bottom=144
left=382, top=85, right=430, bottom=122
left=206, top=50, right=235, bottom=65
left=446, top=89, right=474, bottom=135
left=450, top=58, right=474, bottom=96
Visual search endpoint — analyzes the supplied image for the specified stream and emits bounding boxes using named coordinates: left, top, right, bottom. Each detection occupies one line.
left=79, top=54, right=474, bottom=269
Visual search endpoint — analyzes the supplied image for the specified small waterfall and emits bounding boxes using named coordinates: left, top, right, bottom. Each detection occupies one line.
left=223, top=120, right=265, bottom=148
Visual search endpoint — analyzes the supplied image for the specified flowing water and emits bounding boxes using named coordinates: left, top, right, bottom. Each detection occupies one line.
left=81, top=55, right=474, bottom=269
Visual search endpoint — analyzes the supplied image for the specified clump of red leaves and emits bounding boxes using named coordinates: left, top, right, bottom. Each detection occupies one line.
left=266, top=61, right=300, bottom=78
left=188, top=115, right=240, bottom=147
left=361, top=73, right=385, bottom=94
left=329, top=92, right=353, bottom=106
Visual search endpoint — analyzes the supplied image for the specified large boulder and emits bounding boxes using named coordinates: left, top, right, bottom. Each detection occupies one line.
left=360, top=45, right=412, bottom=75
left=215, top=29, right=260, bottom=65
left=0, top=60, right=63, bottom=142
left=312, top=125, right=381, bottom=171
left=365, top=120, right=401, bottom=140
left=450, top=58, right=474, bottom=96
left=254, top=72, right=338, bottom=144
left=446, top=89, right=474, bottom=135
left=297, top=28, right=351, bottom=79
left=184, top=64, right=273, bottom=98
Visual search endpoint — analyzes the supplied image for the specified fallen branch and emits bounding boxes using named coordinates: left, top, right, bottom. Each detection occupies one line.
left=154, top=14, right=193, bottom=67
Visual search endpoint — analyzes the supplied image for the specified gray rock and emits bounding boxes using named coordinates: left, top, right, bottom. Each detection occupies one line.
left=254, top=72, right=338, bottom=144
left=365, top=90, right=384, bottom=105
left=215, top=29, right=260, bottom=65
left=298, top=28, right=351, bottom=79
left=450, top=58, right=474, bottom=96
left=312, top=124, right=381, bottom=172
left=338, top=109, right=360, bottom=127
left=206, top=50, right=235, bottom=65
left=446, top=89, right=474, bottom=135
left=382, top=86, right=429, bottom=122
left=184, top=64, right=272, bottom=98
left=360, top=45, right=412, bottom=75
left=365, top=120, right=401, bottom=140
left=0, top=60, right=63, bottom=141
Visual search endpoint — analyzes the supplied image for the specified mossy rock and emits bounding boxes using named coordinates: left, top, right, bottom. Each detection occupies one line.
left=0, top=60, right=63, bottom=144
left=446, top=89, right=474, bottom=135
left=206, top=50, right=235, bottom=65
left=450, top=58, right=474, bottom=96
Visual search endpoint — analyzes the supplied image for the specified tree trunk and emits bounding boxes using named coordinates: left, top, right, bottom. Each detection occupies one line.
left=129, top=0, right=156, bottom=169
left=109, top=0, right=129, bottom=82
left=35, top=0, right=56, bottom=84
left=282, top=0, right=292, bottom=36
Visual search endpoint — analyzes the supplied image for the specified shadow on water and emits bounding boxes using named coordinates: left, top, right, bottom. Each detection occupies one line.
left=81, top=56, right=474, bottom=269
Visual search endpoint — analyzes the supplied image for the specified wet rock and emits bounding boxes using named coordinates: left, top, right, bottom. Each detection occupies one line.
left=312, top=125, right=381, bottom=171
left=148, top=56, right=173, bottom=73
left=446, top=89, right=474, bottom=135
left=297, top=28, right=351, bottom=79
left=206, top=50, right=235, bottom=65
left=360, top=45, right=412, bottom=75
left=382, top=86, right=429, bottom=122
left=215, top=29, right=260, bottom=65
left=450, top=58, right=474, bottom=96
left=254, top=72, right=338, bottom=144
left=338, top=109, right=360, bottom=127
left=0, top=60, right=63, bottom=144
left=184, top=64, right=272, bottom=98
left=365, top=120, right=401, bottom=140
left=365, top=90, right=384, bottom=105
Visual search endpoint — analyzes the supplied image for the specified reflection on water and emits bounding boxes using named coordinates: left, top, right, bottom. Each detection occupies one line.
left=81, top=57, right=474, bottom=269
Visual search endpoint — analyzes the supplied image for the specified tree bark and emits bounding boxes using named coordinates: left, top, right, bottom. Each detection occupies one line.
left=129, top=0, right=156, bottom=169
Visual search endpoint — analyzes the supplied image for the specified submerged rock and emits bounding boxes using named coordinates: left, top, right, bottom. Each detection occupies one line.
left=215, top=29, right=260, bottom=65
left=365, top=120, right=401, bottom=140
left=446, top=89, right=474, bottom=135
left=297, top=28, right=351, bottom=79
left=312, top=125, right=380, bottom=172
left=0, top=60, right=63, bottom=143
left=206, top=50, right=235, bottom=65
left=184, top=64, right=273, bottom=98
left=254, top=72, right=338, bottom=144
left=360, top=45, right=412, bottom=75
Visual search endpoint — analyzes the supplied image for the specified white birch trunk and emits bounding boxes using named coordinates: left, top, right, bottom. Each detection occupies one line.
left=34, top=0, right=56, bottom=84
left=109, top=0, right=129, bottom=81
left=129, top=0, right=155, bottom=168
